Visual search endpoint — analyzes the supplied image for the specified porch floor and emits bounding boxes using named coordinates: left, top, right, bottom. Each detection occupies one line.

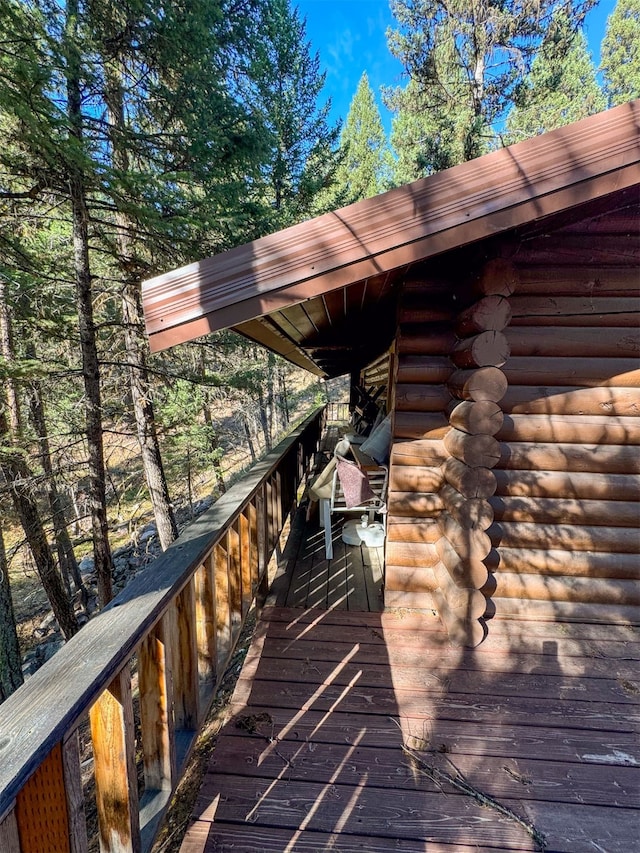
left=180, top=606, right=640, bottom=853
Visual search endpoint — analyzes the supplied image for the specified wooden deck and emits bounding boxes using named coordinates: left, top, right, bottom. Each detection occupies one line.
left=180, top=605, right=640, bottom=852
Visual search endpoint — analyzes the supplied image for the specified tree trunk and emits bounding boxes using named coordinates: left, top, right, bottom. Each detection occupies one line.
left=103, top=63, right=178, bottom=551
left=256, top=385, right=271, bottom=450
left=0, top=277, right=21, bottom=436
left=67, top=0, right=113, bottom=606
left=242, top=414, right=257, bottom=462
left=0, top=524, right=23, bottom=702
left=0, top=412, right=79, bottom=639
left=27, top=373, right=89, bottom=612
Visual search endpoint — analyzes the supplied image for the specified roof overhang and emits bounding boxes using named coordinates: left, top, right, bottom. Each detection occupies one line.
left=142, top=101, right=640, bottom=376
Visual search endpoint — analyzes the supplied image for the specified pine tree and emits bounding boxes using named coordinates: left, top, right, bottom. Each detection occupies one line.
left=247, top=0, right=341, bottom=229
left=336, top=72, right=391, bottom=202
left=386, top=0, right=596, bottom=172
left=601, top=0, right=640, bottom=106
left=505, top=16, right=606, bottom=143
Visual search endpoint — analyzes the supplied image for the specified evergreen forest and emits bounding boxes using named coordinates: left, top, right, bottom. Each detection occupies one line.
left=1, top=0, right=638, bottom=700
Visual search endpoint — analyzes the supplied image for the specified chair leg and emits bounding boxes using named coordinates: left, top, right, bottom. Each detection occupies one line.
left=321, top=500, right=333, bottom=560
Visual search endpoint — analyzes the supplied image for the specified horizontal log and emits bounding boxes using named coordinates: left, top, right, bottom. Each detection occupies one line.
left=396, top=355, right=454, bottom=385
left=389, top=465, right=445, bottom=493
left=431, top=585, right=487, bottom=648
left=443, top=457, right=497, bottom=499
left=497, top=414, right=640, bottom=445
left=435, top=536, right=489, bottom=588
left=486, top=598, right=640, bottom=626
left=440, top=484, right=494, bottom=530
left=385, top=561, right=439, bottom=591
left=386, top=517, right=440, bottom=544
left=505, top=325, right=640, bottom=358
left=518, top=267, right=640, bottom=296
left=395, top=383, right=452, bottom=412
left=494, top=547, right=640, bottom=581
left=451, top=331, right=509, bottom=368
left=448, top=400, right=504, bottom=436
left=444, top=429, right=501, bottom=468
left=497, top=441, right=640, bottom=474
left=448, top=367, right=508, bottom=403
left=397, top=325, right=456, bottom=356
left=493, top=469, right=640, bottom=502
left=393, top=412, right=449, bottom=440
left=472, top=258, right=519, bottom=297
left=485, top=572, right=640, bottom=607
left=391, top=439, right=449, bottom=467
left=387, top=491, right=444, bottom=518
left=456, top=295, right=512, bottom=336
left=510, top=295, right=639, bottom=327
left=488, top=521, right=640, bottom=554
left=503, top=356, right=640, bottom=388
left=437, top=515, right=492, bottom=560
left=384, top=589, right=437, bottom=612
left=490, top=496, right=640, bottom=527
left=398, top=306, right=455, bottom=324
left=432, top=562, right=489, bottom=615
left=501, top=385, right=640, bottom=417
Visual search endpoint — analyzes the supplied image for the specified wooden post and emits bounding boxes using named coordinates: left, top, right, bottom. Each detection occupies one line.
left=138, top=618, right=177, bottom=792
left=248, top=500, right=259, bottom=594
left=90, top=669, right=141, bottom=853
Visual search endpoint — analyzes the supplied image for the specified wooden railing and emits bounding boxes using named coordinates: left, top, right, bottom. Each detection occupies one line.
left=0, top=406, right=325, bottom=853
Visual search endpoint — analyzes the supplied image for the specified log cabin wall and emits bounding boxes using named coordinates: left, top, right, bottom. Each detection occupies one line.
left=490, top=212, right=640, bottom=627
left=385, top=203, right=640, bottom=644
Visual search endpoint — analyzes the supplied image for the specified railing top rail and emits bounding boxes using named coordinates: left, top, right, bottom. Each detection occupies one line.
left=0, top=406, right=324, bottom=815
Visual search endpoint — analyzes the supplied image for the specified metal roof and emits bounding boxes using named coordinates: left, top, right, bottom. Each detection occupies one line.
left=142, top=101, right=640, bottom=376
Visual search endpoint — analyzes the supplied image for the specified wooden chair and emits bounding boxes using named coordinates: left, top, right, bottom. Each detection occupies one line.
left=320, top=447, right=388, bottom=559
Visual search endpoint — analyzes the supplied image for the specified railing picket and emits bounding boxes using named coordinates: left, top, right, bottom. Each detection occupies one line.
left=138, top=619, right=176, bottom=793
left=0, top=804, right=20, bottom=853
left=239, top=512, right=251, bottom=616
left=227, top=523, right=242, bottom=637
left=214, top=538, right=232, bottom=670
left=255, top=487, right=269, bottom=609
left=195, top=555, right=217, bottom=702
left=89, top=669, right=140, bottom=853
left=0, top=407, right=325, bottom=853
left=62, top=730, right=89, bottom=853
left=173, top=582, right=199, bottom=730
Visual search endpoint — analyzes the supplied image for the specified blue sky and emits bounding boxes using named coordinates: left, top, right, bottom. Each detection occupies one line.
left=296, top=0, right=617, bottom=134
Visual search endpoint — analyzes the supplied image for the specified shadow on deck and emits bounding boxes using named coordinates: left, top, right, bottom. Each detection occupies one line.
left=178, top=467, right=640, bottom=853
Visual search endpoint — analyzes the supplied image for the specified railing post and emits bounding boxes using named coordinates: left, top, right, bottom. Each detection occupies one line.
left=255, top=486, right=269, bottom=609
left=248, top=501, right=259, bottom=595
left=90, top=668, right=141, bottom=853
left=138, top=617, right=177, bottom=793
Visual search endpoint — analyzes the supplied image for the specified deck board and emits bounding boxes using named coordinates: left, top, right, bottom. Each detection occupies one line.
left=181, top=607, right=640, bottom=853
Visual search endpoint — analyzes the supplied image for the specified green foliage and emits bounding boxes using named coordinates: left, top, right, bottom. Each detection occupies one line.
left=505, top=15, right=606, bottom=143
left=385, top=0, right=596, bottom=174
left=601, top=0, right=640, bottom=105
left=245, top=0, right=341, bottom=229
left=335, top=72, right=391, bottom=202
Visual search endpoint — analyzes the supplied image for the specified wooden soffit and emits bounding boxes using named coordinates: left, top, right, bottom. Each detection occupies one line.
left=142, top=100, right=640, bottom=369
